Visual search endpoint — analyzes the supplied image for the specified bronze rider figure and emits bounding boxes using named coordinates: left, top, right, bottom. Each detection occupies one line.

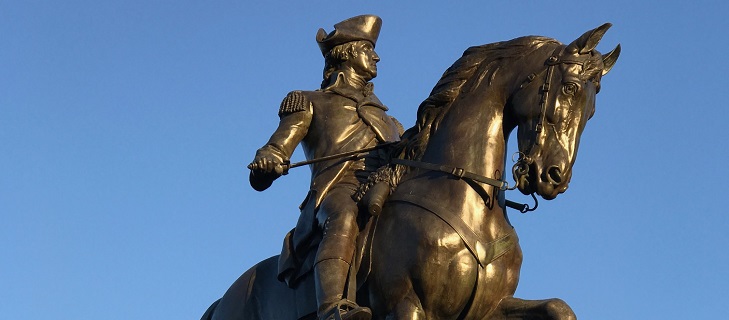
left=248, top=15, right=402, bottom=320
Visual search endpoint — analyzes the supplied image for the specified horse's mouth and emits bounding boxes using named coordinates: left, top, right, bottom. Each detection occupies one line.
left=536, top=183, right=561, bottom=200
left=516, top=162, right=569, bottom=200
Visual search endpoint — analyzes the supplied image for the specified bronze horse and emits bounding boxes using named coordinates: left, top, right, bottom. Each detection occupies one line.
left=203, top=24, right=620, bottom=320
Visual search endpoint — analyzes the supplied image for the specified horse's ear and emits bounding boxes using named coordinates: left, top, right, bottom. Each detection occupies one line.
left=601, top=44, right=621, bottom=76
left=566, top=23, right=612, bottom=55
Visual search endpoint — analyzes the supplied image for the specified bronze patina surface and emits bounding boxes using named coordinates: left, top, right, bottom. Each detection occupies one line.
left=203, top=16, right=620, bottom=320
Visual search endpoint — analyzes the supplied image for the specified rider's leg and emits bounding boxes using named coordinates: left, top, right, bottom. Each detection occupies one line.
left=315, top=187, right=370, bottom=320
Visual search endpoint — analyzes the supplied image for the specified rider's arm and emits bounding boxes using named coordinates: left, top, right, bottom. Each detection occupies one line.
left=249, top=91, right=313, bottom=191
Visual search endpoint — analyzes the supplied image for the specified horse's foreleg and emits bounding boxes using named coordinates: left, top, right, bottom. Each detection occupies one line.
left=369, top=267, right=426, bottom=320
left=383, top=290, right=426, bottom=320
left=490, top=297, right=576, bottom=320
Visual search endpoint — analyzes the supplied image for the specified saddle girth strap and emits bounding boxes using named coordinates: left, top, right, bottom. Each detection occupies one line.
left=388, top=193, right=517, bottom=267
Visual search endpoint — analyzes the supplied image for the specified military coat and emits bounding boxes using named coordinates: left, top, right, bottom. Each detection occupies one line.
left=251, top=74, right=401, bottom=261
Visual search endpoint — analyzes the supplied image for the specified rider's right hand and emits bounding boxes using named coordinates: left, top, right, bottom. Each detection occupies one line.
left=248, top=151, right=286, bottom=176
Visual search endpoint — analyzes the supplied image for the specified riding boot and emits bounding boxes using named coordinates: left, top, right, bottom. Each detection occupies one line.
left=314, top=258, right=371, bottom=320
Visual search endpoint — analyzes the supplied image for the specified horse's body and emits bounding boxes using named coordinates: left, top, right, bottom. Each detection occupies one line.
left=204, top=24, right=619, bottom=320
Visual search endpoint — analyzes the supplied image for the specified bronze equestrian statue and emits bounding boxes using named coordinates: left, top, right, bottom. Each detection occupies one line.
left=203, top=16, right=620, bottom=320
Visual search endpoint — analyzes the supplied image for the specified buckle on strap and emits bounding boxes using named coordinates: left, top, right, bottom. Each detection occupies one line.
left=451, top=167, right=465, bottom=178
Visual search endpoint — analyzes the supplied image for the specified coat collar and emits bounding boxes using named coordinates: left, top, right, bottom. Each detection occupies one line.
left=321, top=73, right=388, bottom=110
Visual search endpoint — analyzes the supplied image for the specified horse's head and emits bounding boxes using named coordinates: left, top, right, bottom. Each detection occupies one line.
left=508, top=23, right=620, bottom=200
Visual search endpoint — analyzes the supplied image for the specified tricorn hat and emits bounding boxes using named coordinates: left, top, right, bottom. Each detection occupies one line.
left=316, top=15, right=382, bottom=56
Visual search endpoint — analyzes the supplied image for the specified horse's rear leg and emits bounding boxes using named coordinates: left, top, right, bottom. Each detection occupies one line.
left=491, top=297, right=576, bottom=320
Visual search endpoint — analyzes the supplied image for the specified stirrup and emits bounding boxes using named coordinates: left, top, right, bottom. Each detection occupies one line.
left=319, top=299, right=372, bottom=320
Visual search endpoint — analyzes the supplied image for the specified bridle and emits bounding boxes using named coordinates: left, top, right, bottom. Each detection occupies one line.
left=511, top=46, right=593, bottom=195
left=521, top=47, right=590, bottom=147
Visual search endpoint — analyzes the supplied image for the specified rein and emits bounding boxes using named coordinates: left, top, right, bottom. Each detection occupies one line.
left=391, top=158, right=509, bottom=190
left=391, top=158, right=537, bottom=213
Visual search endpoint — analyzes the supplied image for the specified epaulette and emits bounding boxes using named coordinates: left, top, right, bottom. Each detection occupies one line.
left=278, top=91, right=311, bottom=118
left=390, top=116, right=405, bottom=135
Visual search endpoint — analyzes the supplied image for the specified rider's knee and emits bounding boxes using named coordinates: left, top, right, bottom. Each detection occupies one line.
left=317, top=188, right=359, bottom=230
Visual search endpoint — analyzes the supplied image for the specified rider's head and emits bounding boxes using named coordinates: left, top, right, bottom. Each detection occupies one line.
left=316, top=15, right=381, bottom=86
left=322, top=40, right=379, bottom=83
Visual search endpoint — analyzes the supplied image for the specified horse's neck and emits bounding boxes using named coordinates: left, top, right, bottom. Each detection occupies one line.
left=418, top=94, right=511, bottom=237
left=423, top=99, right=507, bottom=180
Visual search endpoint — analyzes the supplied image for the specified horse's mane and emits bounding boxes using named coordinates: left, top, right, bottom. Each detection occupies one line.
left=398, top=36, right=561, bottom=161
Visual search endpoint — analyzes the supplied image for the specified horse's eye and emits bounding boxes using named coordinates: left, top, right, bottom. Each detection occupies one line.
left=562, top=83, right=578, bottom=95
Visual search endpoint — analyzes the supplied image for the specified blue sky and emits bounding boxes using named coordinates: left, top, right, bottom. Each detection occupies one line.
left=2, top=1, right=728, bottom=319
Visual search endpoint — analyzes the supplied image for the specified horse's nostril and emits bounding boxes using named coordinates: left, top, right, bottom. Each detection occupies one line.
left=546, top=166, right=562, bottom=185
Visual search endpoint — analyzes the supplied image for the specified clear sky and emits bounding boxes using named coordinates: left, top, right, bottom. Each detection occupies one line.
left=2, top=1, right=728, bottom=319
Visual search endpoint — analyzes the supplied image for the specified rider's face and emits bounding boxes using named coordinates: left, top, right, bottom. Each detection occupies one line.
left=350, top=41, right=379, bottom=81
